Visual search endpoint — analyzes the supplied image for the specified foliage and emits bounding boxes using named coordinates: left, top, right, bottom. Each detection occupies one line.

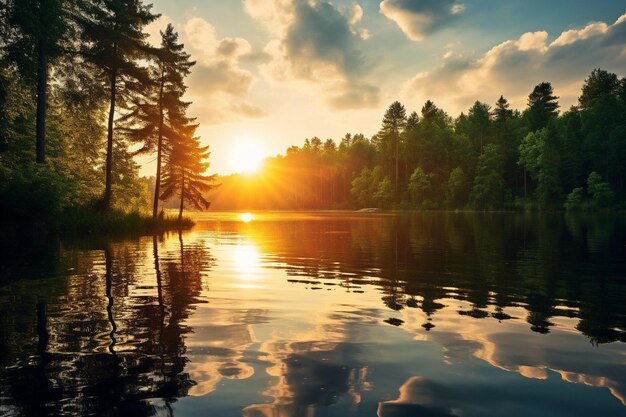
left=408, top=167, right=433, bottom=207
left=121, top=23, right=195, bottom=218
left=206, top=69, right=626, bottom=212
left=587, top=171, right=614, bottom=208
left=160, top=121, right=218, bottom=220
left=378, top=101, right=406, bottom=192
left=518, top=125, right=562, bottom=208
left=1, top=0, right=625, bottom=218
left=525, top=82, right=559, bottom=132
left=446, top=166, right=469, bottom=209
left=0, top=0, right=213, bottom=234
left=374, top=177, right=393, bottom=208
left=59, top=206, right=193, bottom=235
left=469, top=145, right=504, bottom=210
left=74, top=0, right=158, bottom=208
left=564, top=187, right=584, bottom=211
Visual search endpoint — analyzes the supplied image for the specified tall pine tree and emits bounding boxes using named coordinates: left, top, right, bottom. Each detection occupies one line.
left=75, top=0, right=157, bottom=209
left=380, top=101, right=406, bottom=193
left=7, top=0, right=70, bottom=163
left=160, top=119, right=217, bottom=221
left=150, top=24, right=194, bottom=219
left=526, top=82, right=559, bottom=132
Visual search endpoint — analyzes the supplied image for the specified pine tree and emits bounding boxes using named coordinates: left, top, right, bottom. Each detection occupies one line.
left=6, top=0, right=70, bottom=163
left=466, top=101, right=491, bottom=154
left=160, top=121, right=217, bottom=221
left=124, top=24, right=195, bottom=219
left=380, top=101, right=406, bottom=194
left=406, top=111, right=419, bottom=131
left=526, top=82, right=559, bottom=132
left=579, top=68, right=620, bottom=110
left=75, top=0, right=158, bottom=209
left=493, top=95, right=513, bottom=122
left=470, top=144, right=505, bottom=209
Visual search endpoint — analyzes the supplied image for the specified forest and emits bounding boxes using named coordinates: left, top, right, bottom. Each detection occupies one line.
left=0, top=0, right=216, bottom=233
left=208, top=69, right=626, bottom=211
left=1, top=1, right=625, bottom=223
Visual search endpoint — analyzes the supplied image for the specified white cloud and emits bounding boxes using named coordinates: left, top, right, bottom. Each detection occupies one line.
left=244, top=0, right=380, bottom=110
left=348, top=3, right=364, bottom=26
left=550, top=22, right=608, bottom=47
left=145, top=16, right=265, bottom=125
left=402, top=13, right=626, bottom=114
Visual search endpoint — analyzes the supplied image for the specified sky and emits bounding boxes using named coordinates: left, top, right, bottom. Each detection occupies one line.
left=141, top=0, right=626, bottom=175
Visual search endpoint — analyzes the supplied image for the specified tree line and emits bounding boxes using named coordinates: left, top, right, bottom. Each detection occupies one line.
left=208, top=68, right=626, bottom=211
left=0, top=0, right=216, bottom=225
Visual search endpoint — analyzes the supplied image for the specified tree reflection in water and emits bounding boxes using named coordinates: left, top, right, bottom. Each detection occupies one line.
left=0, top=212, right=624, bottom=417
left=0, top=232, right=211, bottom=416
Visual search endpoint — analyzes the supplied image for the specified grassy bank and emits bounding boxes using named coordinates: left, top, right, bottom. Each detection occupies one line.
left=59, top=207, right=194, bottom=235
left=1, top=205, right=194, bottom=240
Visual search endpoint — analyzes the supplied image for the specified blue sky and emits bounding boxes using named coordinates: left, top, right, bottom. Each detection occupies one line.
left=143, top=0, right=626, bottom=174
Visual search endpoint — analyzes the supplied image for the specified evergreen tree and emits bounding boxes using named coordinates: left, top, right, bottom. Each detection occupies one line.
left=518, top=124, right=562, bottom=208
left=559, top=108, right=585, bottom=192
left=421, top=100, right=443, bottom=125
left=587, top=171, right=614, bottom=208
left=406, top=111, right=419, bottom=131
left=75, top=0, right=158, bottom=209
left=446, top=166, right=469, bottom=208
left=470, top=144, right=504, bottom=209
left=493, top=95, right=513, bottom=122
left=492, top=95, right=524, bottom=196
left=128, top=24, right=195, bottom=219
left=408, top=167, right=433, bottom=207
left=380, top=101, right=406, bottom=193
left=160, top=121, right=217, bottom=221
left=374, top=177, right=393, bottom=208
left=351, top=166, right=371, bottom=207
left=6, top=0, right=70, bottom=163
left=579, top=68, right=620, bottom=110
left=466, top=101, right=491, bottom=154
left=525, top=82, right=559, bottom=132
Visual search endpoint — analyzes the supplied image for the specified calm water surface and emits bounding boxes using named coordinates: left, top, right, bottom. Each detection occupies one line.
left=1, top=212, right=625, bottom=417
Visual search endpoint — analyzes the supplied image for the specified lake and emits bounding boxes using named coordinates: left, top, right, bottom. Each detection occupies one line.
left=1, top=212, right=625, bottom=417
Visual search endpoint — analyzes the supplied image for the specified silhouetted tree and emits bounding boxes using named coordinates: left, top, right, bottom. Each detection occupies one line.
left=466, top=101, right=491, bottom=154
left=6, top=0, right=70, bottom=163
left=526, top=82, right=559, bottom=132
left=75, top=0, right=158, bottom=209
left=160, top=121, right=217, bottom=221
left=380, top=101, right=406, bottom=193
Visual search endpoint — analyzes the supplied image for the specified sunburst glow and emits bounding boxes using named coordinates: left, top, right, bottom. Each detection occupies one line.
left=229, top=139, right=266, bottom=174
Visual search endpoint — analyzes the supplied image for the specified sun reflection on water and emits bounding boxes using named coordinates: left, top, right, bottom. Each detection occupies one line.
left=233, top=243, right=261, bottom=284
left=240, top=212, right=254, bottom=223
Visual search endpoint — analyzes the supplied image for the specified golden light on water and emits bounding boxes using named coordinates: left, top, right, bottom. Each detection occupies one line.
left=240, top=212, right=254, bottom=223
left=232, top=243, right=262, bottom=285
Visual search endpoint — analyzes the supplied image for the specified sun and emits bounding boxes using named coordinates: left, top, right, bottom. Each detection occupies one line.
left=229, top=138, right=266, bottom=174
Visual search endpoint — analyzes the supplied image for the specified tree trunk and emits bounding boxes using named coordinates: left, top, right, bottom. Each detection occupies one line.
left=153, top=70, right=165, bottom=220
left=35, top=30, right=47, bottom=164
left=395, top=135, right=399, bottom=195
left=524, top=168, right=527, bottom=201
left=103, top=59, right=117, bottom=210
left=178, top=171, right=185, bottom=223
